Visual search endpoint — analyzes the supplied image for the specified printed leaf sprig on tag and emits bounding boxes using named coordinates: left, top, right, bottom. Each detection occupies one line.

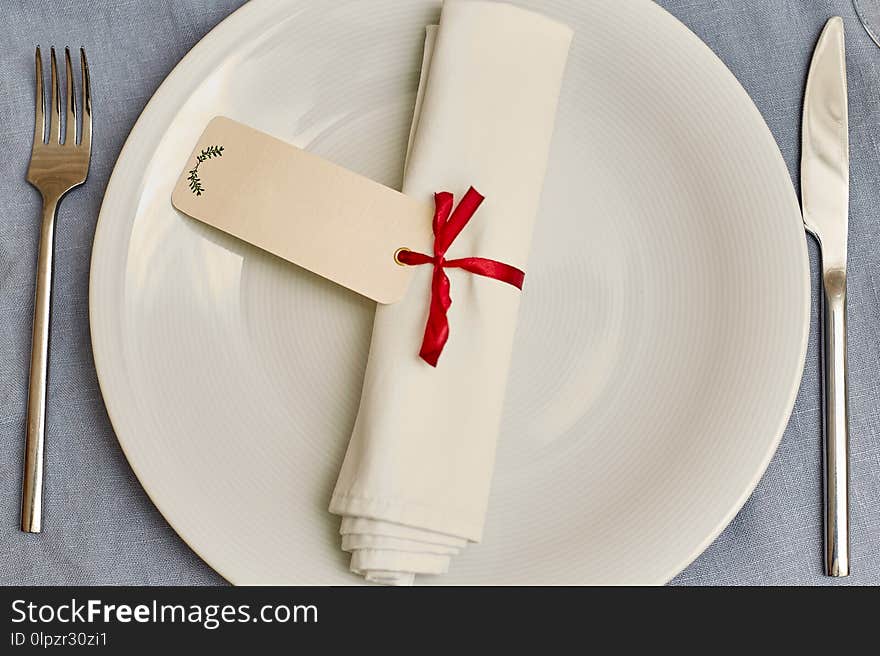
left=187, top=145, right=224, bottom=196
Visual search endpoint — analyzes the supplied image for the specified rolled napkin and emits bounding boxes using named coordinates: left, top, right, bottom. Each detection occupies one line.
left=329, top=0, right=572, bottom=584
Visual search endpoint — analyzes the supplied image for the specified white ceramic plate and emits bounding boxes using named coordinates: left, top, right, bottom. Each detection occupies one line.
left=90, top=0, right=809, bottom=584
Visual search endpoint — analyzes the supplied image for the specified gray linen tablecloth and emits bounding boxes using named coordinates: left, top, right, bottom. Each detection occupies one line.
left=1, top=0, right=877, bottom=586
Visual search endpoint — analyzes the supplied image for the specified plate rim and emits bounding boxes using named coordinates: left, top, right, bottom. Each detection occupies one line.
left=89, top=0, right=811, bottom=585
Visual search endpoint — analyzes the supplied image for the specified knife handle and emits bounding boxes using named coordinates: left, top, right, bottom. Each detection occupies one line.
left=822, top=268, right=850, bottom=576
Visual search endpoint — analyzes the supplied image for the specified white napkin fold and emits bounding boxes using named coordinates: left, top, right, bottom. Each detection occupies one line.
left=329, top=0, right=572, bottom=585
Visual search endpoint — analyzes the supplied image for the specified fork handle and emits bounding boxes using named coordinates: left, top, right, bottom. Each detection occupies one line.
left=21, top=196, right=58, bottom=534
left=822, top=268, right=850, bottom=576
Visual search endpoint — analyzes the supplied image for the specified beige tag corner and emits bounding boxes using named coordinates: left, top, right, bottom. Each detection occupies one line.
left=171, top=116, right=433, bottom=304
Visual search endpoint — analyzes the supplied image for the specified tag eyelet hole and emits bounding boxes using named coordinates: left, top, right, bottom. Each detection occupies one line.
left=394, top=247, right=411, bottom=266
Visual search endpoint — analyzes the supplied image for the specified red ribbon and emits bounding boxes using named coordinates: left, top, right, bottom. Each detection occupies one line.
left=397, top=187, right=525, bottom=367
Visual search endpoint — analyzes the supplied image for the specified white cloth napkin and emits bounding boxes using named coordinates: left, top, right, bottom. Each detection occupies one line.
left=329, top=0, right=572, bottom=585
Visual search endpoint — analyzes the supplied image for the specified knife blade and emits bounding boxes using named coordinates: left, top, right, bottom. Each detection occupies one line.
left=801, top=16, right=850, bottom=577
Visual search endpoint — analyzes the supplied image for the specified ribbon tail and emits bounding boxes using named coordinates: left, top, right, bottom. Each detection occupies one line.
left=418, top=268, right=452, bottom=367
left=435, top=187, right=484, bottom=254
left=433, top=192, right=454, bottom=236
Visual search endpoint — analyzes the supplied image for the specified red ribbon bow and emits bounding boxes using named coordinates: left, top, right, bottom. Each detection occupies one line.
left=397, top=187, right=525, bottom=367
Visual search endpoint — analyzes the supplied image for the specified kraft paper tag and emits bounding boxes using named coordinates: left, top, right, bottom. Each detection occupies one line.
left=171, top=116, right=433, bottom=304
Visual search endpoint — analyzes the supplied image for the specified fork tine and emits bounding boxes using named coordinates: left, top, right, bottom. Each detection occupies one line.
left=49, top=47, right=60, bottom=143
left=79, top=48, right=91, bottom=152
left=33, top=47, right=44, bottom=145
left=64, top=47, right=76, bottom=145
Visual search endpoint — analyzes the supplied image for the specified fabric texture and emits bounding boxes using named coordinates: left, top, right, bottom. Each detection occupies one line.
left=0, top=0, right=878, bottom=586
left=329, top=4, right=572, bottom=584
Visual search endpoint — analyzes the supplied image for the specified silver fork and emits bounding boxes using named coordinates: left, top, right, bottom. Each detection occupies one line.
left=21, top=47, right=91, bottom=533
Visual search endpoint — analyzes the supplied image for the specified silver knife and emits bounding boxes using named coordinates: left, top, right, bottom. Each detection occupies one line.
left=801, top=16, right=850, bottom=577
